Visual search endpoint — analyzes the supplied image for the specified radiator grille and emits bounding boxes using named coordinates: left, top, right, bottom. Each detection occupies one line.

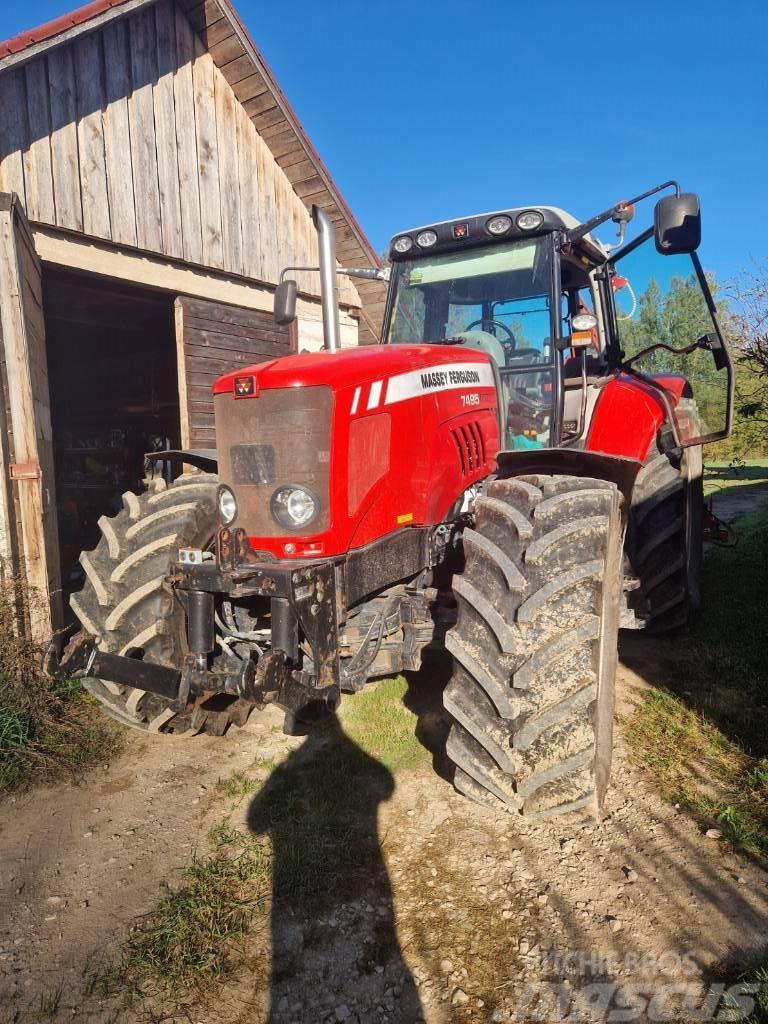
left=451, top=421, right=485, bottom=475
left=215, top=386, right=332, bottom=536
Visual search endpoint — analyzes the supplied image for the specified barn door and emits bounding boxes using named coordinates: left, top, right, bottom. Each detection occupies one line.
left=174, top=295, right=296, bottom=453
left=0, top=194, right=62, bottom=642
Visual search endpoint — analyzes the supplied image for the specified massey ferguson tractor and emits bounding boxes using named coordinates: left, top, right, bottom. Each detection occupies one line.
left=56, top=181, right=733, bottom=821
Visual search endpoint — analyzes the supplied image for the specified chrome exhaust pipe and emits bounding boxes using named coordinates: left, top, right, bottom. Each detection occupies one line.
left=312, top=204, right=341, bottom=353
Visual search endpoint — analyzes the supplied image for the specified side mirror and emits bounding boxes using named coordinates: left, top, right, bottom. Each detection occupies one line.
left=274, top=280, right=297, bottom=325
left=654, top=193, right=701, bottom=255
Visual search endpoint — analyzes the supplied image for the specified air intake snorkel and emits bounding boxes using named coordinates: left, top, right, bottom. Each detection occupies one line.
left=312, top=204, right=341, bottom=353
left=273, top=204, right=387, bottom=349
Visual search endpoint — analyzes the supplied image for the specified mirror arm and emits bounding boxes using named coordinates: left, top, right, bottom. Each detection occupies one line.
left=280, top=266, right=389, bottom=283
left=567, top=180, right=681, bottom=245
left=620, top=338, right=701, bottom=370
left=338, top=266, right=390, bottom=282
left=279, top=266, right=316, bottom=282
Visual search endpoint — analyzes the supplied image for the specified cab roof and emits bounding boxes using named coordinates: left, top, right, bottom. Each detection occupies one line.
left=389, top=206, right=607, bottom=262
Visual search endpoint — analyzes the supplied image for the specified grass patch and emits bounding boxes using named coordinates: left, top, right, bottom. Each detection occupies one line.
left=106, top=675, right=427, bottom=1010
left=707, top=949, right=768, bottom=1024
left=703, top=458, right=768, bottom=498
left=340, top=675, right=431, bottom=772
left=104, top=825, right=271, bottom=1004
left=0, top=585, right=121, bottom=793
left=625, top=506, right=768, bottom=860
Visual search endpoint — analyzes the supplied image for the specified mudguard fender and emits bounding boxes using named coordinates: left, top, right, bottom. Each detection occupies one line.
left=495, top=448, right=642, bottom=508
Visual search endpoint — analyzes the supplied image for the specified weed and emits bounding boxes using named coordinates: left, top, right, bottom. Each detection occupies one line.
left=214, top=770, right=260, bottom=801
left=37, top=985, right=62, bottom=1019
left=105, top=827, right=271, bottom=1004
left=0, top=579, right=121, bottom=793
left=710, top=948, right=768, bottom=1024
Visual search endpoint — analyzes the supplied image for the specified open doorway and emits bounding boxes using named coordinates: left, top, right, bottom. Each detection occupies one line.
left=43, top=269, right=180, bottom=590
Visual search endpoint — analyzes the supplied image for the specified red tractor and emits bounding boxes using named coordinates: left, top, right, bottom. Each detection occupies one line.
left=57, top=182, right=733, bottom=820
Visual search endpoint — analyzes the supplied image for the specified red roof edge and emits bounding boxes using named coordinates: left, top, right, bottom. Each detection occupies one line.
left=0, top=0, right=132, bottom=59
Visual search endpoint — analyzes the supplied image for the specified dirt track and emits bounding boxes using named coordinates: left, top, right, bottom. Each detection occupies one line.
left=2, top=482, right=768, bottom=1023
left=2, top=653, right=768, bottom=1024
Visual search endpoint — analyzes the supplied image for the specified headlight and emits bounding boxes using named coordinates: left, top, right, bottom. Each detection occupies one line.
left=415, top=229, right=437, bottom=248
left=392, top=235, right=413, bottom=254
left=270, top=485, right=320, bottom=531
left=516, top=210, right=544, bottom=231
left=218, top=486, right=237, bottom=524
left=572, top=312, right=598, bottom=331
left=486, top=215, right=512, bottom=236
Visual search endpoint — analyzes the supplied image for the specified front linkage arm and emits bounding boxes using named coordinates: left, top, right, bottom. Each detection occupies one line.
left=52, top=555, right=342, bottom=718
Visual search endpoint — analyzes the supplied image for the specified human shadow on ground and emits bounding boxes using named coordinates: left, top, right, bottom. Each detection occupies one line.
left=403, top=651, right=453, bottom=782
left=246, top=712, right=424, bottom=1023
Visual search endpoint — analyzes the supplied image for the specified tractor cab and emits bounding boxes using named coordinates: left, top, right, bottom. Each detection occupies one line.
left=384, top=188, right=733, bottom=453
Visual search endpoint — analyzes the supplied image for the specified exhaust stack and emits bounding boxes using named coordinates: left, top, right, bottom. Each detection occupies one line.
left=312, top=204, right=341, bottom=353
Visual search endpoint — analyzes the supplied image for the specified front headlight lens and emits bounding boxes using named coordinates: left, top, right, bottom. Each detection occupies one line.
left=415, top=229, right=438, bottom=248
left=271, top=485, right=320, bottom=531
left=393, top=235, right=413, bottom=254
left=218, top=486, right=237, bottom=524
left=516, top=210, right=544, bottom=231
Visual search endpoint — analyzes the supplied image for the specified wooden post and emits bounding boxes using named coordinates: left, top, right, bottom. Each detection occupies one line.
left=0, top=193, right=63, bottom=644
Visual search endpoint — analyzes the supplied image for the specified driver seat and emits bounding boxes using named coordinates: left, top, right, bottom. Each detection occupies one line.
left=454, top=330, right=506, bottom=368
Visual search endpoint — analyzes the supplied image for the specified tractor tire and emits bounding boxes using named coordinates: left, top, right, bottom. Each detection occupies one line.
left=625, top=444, right=703, bottom=632
left=70, top=474, right=248, bottom=736
left=443, top=474, right=623, bottom=821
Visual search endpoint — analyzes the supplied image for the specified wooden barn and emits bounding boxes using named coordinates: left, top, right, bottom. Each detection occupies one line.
left=0, top=0, right=387, bottom=641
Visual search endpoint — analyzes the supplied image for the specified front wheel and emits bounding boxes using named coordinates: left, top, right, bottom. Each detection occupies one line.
left=70, top=473, right=251, bottom=736
left=443, top=474, right=623, bottom=820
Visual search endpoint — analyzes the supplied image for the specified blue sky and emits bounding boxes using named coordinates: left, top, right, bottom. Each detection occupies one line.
left=4, top=0, right=766, bottom=283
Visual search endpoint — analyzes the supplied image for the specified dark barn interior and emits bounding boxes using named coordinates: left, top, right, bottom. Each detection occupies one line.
left=43, top=270, right=180, bottom=587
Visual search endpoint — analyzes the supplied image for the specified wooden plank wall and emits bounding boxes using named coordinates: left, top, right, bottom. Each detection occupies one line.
left=178, top=0, right=386, bottom=340
left=0, top=195, right=62, bottom=640
left=0, top=0, right=359, bottom=306
left=176, top=294, right=295, bottom=449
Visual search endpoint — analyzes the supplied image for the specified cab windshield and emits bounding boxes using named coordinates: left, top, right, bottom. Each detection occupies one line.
left=385, top=235, right=555, bottom=366
left=385, top=235, right=557, bottom=449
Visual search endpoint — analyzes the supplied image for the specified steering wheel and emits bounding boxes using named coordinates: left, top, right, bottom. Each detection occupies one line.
left=465, top=318, right=516, bottom=357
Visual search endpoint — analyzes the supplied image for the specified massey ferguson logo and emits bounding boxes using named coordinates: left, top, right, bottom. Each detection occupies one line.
left=233, top=375, right=256, bottom=397
left=420, top=368, right=482, bottom=390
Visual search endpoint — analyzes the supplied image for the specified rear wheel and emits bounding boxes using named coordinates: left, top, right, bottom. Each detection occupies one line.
left=626, top=444, right=703, bottom=632
left=70, top=474, right=251, bottom=735
left=443, top=474, right=623, bottom=820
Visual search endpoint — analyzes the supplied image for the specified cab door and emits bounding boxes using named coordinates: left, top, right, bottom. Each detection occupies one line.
left=608, top=229, right=733, bottom=446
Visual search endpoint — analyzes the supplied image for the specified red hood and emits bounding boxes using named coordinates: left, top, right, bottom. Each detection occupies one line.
left=212, top=344, right=492, bottom=395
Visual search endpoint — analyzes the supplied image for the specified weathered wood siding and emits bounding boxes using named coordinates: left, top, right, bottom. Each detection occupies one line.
left=0, top=195, right=62, bottom=640
left=175, top=294, right=295, bottom=449
left=0, top=0, right=359, bottom=305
